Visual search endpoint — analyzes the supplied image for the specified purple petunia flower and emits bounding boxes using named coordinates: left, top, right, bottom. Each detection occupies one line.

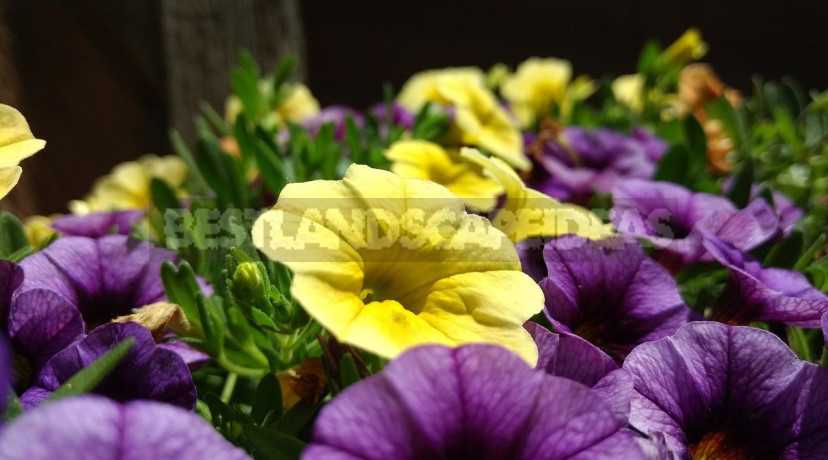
left=0, top=395, right=251, bottom=460
left=611, top=179, right=779, bottom=267
left=52, top=210, right=145, bottom=238
left=623, top=322, right=828, bottom=459
left=7, top=235, right=175, bottom=367
left=303, top=344, right=648, bottom=459
left=529, top=127, right=667, bottom=203
left=527, top=322, right=633, bottom=420
left=370, top=102, right=415, bottom=129
left=20, top=322, right=195, bottom=410
left=722, top=178, right=804, bottom=236
left=537, top=235, right=694, bottom=362
left=302, top=106, right=364, bottom=140
left=823, top=313, right=828, bottom=347
left=703, top=236, right=828, bottom=327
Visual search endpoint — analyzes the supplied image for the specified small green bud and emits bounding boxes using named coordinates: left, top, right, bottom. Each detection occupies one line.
left=232, top=261, right=268, bottom=305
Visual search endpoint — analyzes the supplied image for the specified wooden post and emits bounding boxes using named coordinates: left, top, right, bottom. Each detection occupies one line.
left=160, top=0, right=306, bottom=141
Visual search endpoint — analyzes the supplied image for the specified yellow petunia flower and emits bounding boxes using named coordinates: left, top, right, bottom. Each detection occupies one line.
left=0, top=104, right=46, bottom=200
left=398, top=68, right=529, bottom=171
left=461, top=148, right=612, bottom=243
left=386, top=140, right=502, bottom=211
left=612, top=74, right=645, bottom=113
left=662, top=28, right=707, bottom=67
left=501, top=57, right=573, bottom=128
left=252, top=164, right=543, bottom=364
left=70, top=155, right=188, bottom=213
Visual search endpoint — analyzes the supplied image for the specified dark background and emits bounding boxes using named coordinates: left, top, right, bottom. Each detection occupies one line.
left=1, top=1, right=826, bottom=215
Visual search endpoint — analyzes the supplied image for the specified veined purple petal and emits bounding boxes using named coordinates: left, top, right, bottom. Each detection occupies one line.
left=0, top=396, right=251, bottom=459
left=624, top=322, right=828, bottom=459
left=612, top=179, right=778, bottom=266
left=8, top=235, right=175, bottom=364
left=52, top=210, right=145, bottom=238
left=539, top=235, right=693, bottom=361
left=704, top=237, right=828, bottom=327
left=22, top=322, right=195, bottom=410
left=304, top=344, right=646, bottom=460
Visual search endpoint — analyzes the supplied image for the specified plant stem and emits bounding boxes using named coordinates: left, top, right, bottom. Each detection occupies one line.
left=221, top=373, right=238, bottom=404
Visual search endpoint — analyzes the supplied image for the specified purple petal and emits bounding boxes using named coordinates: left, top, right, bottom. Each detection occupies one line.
left=303, top=106, right=363, bottom=140
left=0, top=260, right=23, bottom=326
left=0, top=336, right=8, bottom=413
left=306, top=344, right=646, bottom=460
left=527, top=322, right=617, bottom=386
left=540, top=236, right=692, bottom=360
left=823, top=313, right=828, bottom=347
left=0, top=396, right=251, bottom=459
left=158, top=340, right=210, bottom=370
left=52, top=210, right=145, bottom=238
left=704, top=237, right=828, bottom=326
left=624, top=322, right=828, bottom=458
left=369, top=103, right=414, bottom=129
left=611, top=179, right=736, bottom=265
left=8, top=289, right=83, bottom=366
left=26, top=322, right=195, bottom=410
left=695, top=198, right=779, bottom=258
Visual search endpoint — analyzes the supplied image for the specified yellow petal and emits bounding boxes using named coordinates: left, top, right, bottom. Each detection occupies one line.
left=501, top=57, right=573, bottom=127
left=386, top=140, right=502, bottom=211
left=461, top=147, right=612, bottom=242
left=0, top=166, right=22, bottom=200
left=417, top=271, right=543, bottom=365
left=0, top=104, right=46, bottom=168
left=342, top=300, right=455, bottom=358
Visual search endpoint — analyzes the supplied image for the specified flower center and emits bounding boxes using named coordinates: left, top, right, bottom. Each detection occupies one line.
left=689, top=431, right=770, bottom=460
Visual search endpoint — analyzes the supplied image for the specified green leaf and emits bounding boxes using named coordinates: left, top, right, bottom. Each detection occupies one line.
left=48, top=338, right=134, bottom=401
left=271, top=399, right=318, bottom=437
left=252, top=373, right=283, bottom=424
left=244, top=425, right=306, bottom=460
left=705, top=97, right=748, bottom=149
left=637, top=40, right=661, bottom=76
left=726, top=159, right=754, bottom=208
left=683, top=116, right=707, bottom=157
left=231, top=50, right=263, bottom=120
left=788, top=327, right=814, bottom=362
left=2, top=391, right=22, bottom=422
left=0, top=212, right=28, bottom=259
left=654, top=145, right=690, bottom=184
left=338, top=353, right=361, bottom=390
left=764, top=230, right=803, bottom=269
left=150, top=177, right=181, bottom=213
left=161, top=261, right=204, bottom=336
left=170, top=130, right=210, bottom=195
left=197, top=294, right=225, bottom=356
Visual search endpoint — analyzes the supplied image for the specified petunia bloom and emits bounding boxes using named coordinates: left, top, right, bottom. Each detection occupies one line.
left=612, top=74, right=645, bottom=113
left=0, top=104, right=46, bottom=200
left=536, top=235, right=694, bottom=362
left=703, top=236, right=828, bottom=327
left=20, top=322, right=195, bottom=409
left=52, top=210, right=145, bottom=238
left=303, top=344, right=647, bottom=460
left=527, top=323, right=633, bottom=419
left=611, top=179, right=779, bottom=266
left=225, top=81, right=320, bottom=128
left=529, top=127, right=667, bottom=203
left=8, top=235, right=175, bottom=366
left=624, top=321, right=828, bottom=459
left=0, top=336, right=8, bottom=414
left=369, top=102, right=415, bottom=130
left=301, top=106, right=363, bottom=140
left=385, top=140, right=502, bottom=211
left=501, top=57, right=573, bottom=127
left=398, top=67, right=530, bottom=170
left=69, top=155, right=188, bottom=214
left=252, top=164, right=543, bottom=364
left=462, top=148, right=612, bottom=243
left=0, top=396, right=251, bottom=460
